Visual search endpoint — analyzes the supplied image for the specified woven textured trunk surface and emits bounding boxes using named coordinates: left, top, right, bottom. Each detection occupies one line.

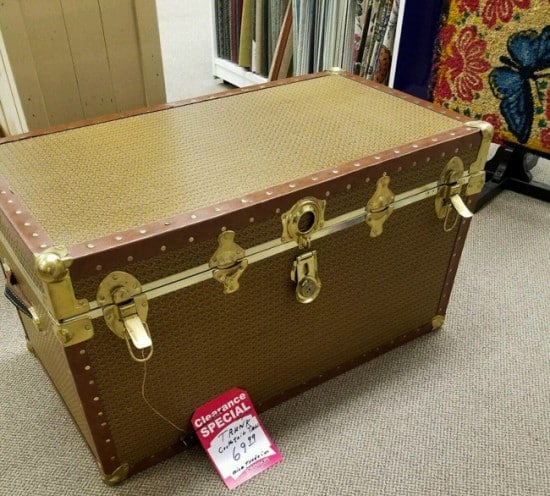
left=0, top=74, right=461, bottom=247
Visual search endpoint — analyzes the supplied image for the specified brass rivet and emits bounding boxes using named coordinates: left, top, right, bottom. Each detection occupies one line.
left=266, top=190, right=273, bottom=195
left=221, top=226, right=226, bottom=232
left=412, top=161, right=417, bottom=167
left=164, top=221, right=171, bottom=226
left=189, top=237, right=194, bottom=243
left=289, top=183, right=296, bottom=188
left=32, top=232, right=39, bottom=237
left=160, top=245, right=167, bottom=252
left=312, top=176, right=318, bottom=181
left=432, top=138, right=438, bottom=142
left=7, top=199, right=13, bottom=204
left=96, top=265, right=102, bottom=271
left=98, top=411, right=103, bottom=416
left=139, top=229, right=147, bottom=234
left=354, top=162, right=361, bottom=167
left=394, top=150, right=400, bottom=154
left=24, top=222, right=31, bottom=227
left=325, top=191, right=330, bottom=197
left=84, top=365, right=91, bottom=371
left=101, top=422, right=107, bottom=427
left=40, top=244, right=48, bottom=249
left=191, top=214, right=197, bottom=219
left=79, top=349, right=86, bottom=355
left=346, top=184, right=351, bottom=190
left=89, top=380, right=94, bottom=385
left=115, top=236, right=123, bottom=241
left=426, top=156, right=431, bottom=162
left=87, top=243, right=95, bottom=249
left=455, top=148, right=459, bottom=153
left=215, top=207, right=221, bottom=212
left=110, top=456, right=116, bottom=461
left=127, top=256, right=134, bottom=262
left=441, top=152, right=446, bottom=158
left=93, top=397, right=99, bottom=402
left=332, top=169, right=339, bottom=174
left=249, top=217, right=254, bottom=223
left=15, top=210, right=21, bottom=214
left=105, top=439, right=111, bottom=443
left=275, top=208, right=281, bottom=214
left=374, top=155, right=381, bottom=160
left=365, top=177, right=370, bottom=183
left=241, top=198, right=248, bottom=203
left=397, top=166, right=402, bottom=172
left=412, top=144, right=419, bottom=148
left=450, top=132, right=456, bottom=136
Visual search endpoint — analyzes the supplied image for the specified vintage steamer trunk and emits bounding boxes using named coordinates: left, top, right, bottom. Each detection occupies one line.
left=0, top=71, right=492, bottom=483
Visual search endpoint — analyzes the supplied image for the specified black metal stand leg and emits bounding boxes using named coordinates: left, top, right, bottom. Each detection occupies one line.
left=475, top=145, right=550, bottom=212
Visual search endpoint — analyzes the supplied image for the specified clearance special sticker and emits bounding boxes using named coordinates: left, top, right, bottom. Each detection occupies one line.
left=191, top=388, right=282, bottom=490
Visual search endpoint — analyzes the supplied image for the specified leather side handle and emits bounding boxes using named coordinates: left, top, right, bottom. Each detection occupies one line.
left=3, top=266, right=34, bottom=320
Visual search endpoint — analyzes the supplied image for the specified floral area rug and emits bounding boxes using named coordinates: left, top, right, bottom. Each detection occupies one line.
left=431, top=0, right=550, bottom=154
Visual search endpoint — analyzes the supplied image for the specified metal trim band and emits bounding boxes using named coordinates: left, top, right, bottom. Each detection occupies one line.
left=68, top=177, right=458, bottom=323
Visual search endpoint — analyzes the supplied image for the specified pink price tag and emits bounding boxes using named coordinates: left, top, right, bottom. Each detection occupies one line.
left=191, top=388, right=282, bottom=490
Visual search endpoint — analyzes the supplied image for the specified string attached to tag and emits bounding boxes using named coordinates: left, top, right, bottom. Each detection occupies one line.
left=140, top=350, right=185, bottom=432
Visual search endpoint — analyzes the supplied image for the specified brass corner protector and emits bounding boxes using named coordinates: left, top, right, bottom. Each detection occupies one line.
left=101, top=463, right=130, bottom=486
left=34, top=246, right=89, bottom=320
left=464, top=120, right=494, bottom=174
left=54, top=318, right=94, bottom=347
left=35, top=246, right=72, bottom=283
left=432, top=315, right=445, bottom=330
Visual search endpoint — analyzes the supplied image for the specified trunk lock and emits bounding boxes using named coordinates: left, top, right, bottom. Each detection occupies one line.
left=97, top=271, right=152, bottom=362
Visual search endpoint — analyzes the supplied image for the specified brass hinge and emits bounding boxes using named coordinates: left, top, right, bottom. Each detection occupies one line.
left=97, top=271, right=152, bottom=362
left=209, top=231, right=248, bottom=294
left=366, top=174, right=395, bottom=237
left=291, top=250, right=321, bottom=303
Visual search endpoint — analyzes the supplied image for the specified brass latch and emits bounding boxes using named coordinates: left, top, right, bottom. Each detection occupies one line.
left=435, top=157, right=473, bottom=231
left=291, top=251, right=321, bottom=303
left=366, top=174, right=395, bottom=237
left=209, top=231, right=248, bottom=294
left=282, top=197, right=326, bottom=249
left=97, top=271, right=152, bottom=362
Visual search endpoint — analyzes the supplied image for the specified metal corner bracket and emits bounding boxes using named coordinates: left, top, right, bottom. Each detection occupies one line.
left=34, top=246, right=89, bottom=321
left=54, top=317, right=94, bottom=347
left=432, top=315, right=445, bottom=330
left=101, top=463, right=130, bottom=485
left=464, top=121, right=494, bottom=196
left=464, top=121, right=494, bottom=174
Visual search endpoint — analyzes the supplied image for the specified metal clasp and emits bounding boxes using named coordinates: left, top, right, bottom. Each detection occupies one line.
left=435, top=157, right=474, bottom=231
left=366, top=174, right=395, bottom=237
left=97, top=271, right=153, bottom=362
left=209, top=231, right=248, bottom=294
left=291, top=251, right=321, bottom=303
